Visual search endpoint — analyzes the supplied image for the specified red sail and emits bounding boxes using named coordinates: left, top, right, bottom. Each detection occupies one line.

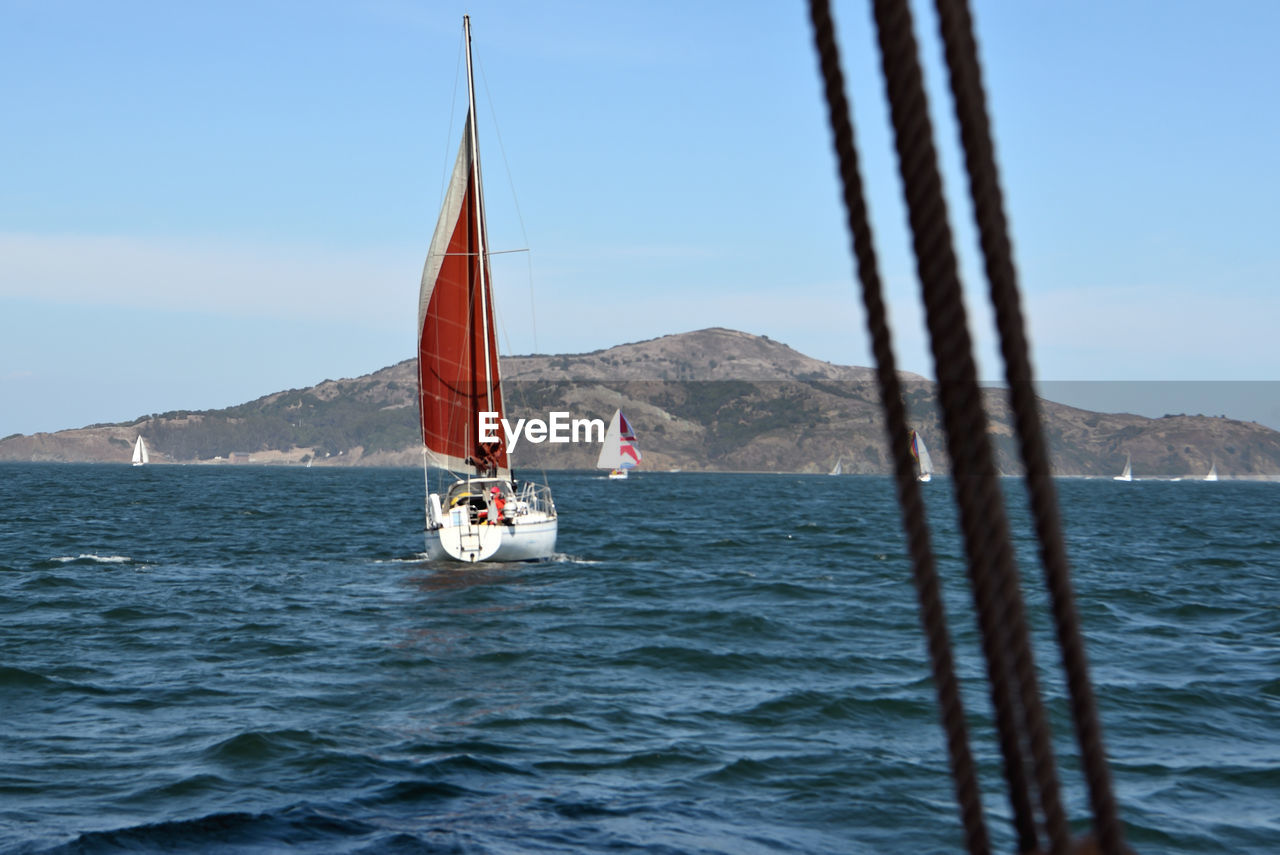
left=417, top=112, right=508, bottom=476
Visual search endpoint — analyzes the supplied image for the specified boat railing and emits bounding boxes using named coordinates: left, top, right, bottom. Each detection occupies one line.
left=515, top=481, right=556, bottom=518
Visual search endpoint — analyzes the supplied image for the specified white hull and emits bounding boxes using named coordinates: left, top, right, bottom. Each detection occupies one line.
left=426, top=478, right=557, bottom=563
left=607, top=469, right=628, bottom=480
left=426, top=515, right=557, bottom=563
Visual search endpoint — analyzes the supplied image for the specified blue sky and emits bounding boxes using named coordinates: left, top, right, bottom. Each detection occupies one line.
left=3, top=1, right=1278, bottom=438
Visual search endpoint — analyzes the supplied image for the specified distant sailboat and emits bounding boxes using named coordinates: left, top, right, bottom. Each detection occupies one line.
left=829, top=457, right=843, bottom=476
left=910, top=430, right=933, bottom=482
left=1205, top=461, right=1218, bottom=482
left=597, top=410, right=641, bottom=480
left=1114, top=453, right=1132, bottom=482
left=131, top=436, right=149, bottom=467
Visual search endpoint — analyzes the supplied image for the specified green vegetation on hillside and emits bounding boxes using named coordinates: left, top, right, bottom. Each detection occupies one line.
left=138, top=392, right=418, bottom=460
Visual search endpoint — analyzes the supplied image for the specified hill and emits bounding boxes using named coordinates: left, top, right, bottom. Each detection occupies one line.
left=2, top=328, right=1278, bottom=477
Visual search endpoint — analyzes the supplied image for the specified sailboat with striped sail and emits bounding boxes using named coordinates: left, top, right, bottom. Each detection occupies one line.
left=597, top=410, right=641, bottom=479
left=416, top=16, right=556, bottom=563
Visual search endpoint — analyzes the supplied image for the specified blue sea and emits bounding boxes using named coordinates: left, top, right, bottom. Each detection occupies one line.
left=1, top=464, right=1277, bottom=854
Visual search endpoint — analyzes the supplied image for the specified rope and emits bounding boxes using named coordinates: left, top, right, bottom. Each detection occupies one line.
left=869, top=0, right=1070, bottom=849
left=805, top=0, right=1140, bottom=852
left=929, top=2, right=1126, bottom=852
left=808, top=2, right=988, bottom=852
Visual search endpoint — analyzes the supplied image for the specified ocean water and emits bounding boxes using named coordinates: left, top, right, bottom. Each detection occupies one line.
left=1, top=464, right=1276, bottom=854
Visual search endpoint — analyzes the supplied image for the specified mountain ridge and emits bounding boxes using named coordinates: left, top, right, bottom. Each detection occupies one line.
left=3, top=328, right=1278, bottom=478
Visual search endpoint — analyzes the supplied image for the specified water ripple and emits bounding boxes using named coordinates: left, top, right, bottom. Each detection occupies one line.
left=1, top=466, right=1277, bottom=854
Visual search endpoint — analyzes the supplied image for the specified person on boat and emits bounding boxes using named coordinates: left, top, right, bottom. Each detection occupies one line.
left=488, top=484, right=508, bottom=525
left=468, top=442, right=503, bottom=479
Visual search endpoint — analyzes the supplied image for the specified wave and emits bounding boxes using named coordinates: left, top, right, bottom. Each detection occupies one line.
left=0, top=664, right=59, bottom=690
left=23, top=807, right=382, bottom=855
left=203, top=729, right=336, bottom=766
left=27, top=554, right=146, bottom=573
left=0, top=664, right=111, bottom=696
left=52, top=554, right=135, bottom=565
left=726, top=688, right=936, bottom=728
left=373, top=554, right=432, bottom=565
left=539, top=553, right=600, bottom=565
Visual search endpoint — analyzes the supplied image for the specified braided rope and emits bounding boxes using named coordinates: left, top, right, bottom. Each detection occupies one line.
left=807, top=3, right=1131, bottom=853
left=868, top=0, right=1074, bottom=850
left=808, top=2, right=989, bottom=851
left=930, top=2, right=1126, bottom=852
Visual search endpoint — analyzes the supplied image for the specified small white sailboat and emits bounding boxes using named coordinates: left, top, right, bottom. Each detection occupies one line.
left=910, top=430, right=933, bottom=482
left=829, top=457, right=843, bottom=476
left=597, top=409, right=641, bottom=480
left=131, top=436, right=149, bottom=467
left=416, top=16, right=557, bottom=563
left=1113, top=453, right=1132, bottom=482
left=1205, top=461, right=1218, bottom=482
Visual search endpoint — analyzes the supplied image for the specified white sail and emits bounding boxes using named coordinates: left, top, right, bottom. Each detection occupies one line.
left=131, top=436, right=149, bottom=466
left=1114, top=454, right=1132, bottom=481
left=911, top=430, right=933, bottom=482
left=1205, top=461, right=1218, bottom=481
left=829, top=457, right=843, bottom=476
left=596, top=410, right=641, bottom=473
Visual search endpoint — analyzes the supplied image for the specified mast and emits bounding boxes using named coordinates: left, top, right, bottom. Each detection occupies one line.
left=463, top=15, right=497, bottom=422
left=417, top=16, right=509, bottom=480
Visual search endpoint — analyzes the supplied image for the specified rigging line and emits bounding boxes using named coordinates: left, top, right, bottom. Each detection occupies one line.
left=869, top=0, right=1069, bottom=851
left=471, top=55, right=551, bottom=488
left=476, top=61, right=533, bottom=261
left=490, top=256, right=554, bottom=491
left=930, top=2, right=1125, bottom=851
left=807, top=2, right=989, bottom=853
left=422, top=27, right=467, bottom=496
left=463, top=16, right=497, bottom=429
left=433, top=249, right=529, bottom=256
left=478, top=59, right=540, bottom=356
left=437, top=27, right=466, bottom=213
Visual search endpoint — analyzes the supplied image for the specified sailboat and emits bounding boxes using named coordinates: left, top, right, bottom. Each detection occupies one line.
left=829, top=457, right=843, bottom=476
left=1205, top=461, right=1219, bottom=482
left=131, top=436, right=149, bottom=467
left=597, top=409, right=641, bottom=480
left=1113, top=453, right=1132, bottom=482
left=416, top=16, right=557, bottom=563
left=909, top=430, right=933, bottom=482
